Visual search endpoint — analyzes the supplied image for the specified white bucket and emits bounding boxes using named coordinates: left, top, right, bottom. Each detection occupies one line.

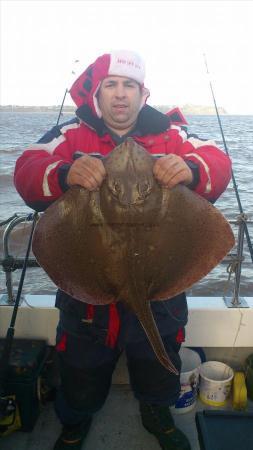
left=199, top=361, right=234, bottom=406
left=173, top=347, right=201, bottom=414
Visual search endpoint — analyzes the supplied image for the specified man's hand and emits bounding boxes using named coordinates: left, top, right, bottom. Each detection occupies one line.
left=67, top=155, right=106, bottom=190
left=153, top=154, right=193, bottom=189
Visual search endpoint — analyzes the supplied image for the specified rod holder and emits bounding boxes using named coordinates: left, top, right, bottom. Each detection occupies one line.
left=224, top=214, right=249, bottom=308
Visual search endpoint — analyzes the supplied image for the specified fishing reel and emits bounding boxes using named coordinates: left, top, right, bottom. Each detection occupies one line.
left=0, top=394, right=21, bottom=436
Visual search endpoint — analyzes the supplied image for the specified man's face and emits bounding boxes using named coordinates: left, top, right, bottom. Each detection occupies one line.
left=97, top=76, right=143, bottom=134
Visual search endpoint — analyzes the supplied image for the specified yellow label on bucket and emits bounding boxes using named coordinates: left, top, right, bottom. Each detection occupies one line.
left=199, top=393, right=227, bottom=407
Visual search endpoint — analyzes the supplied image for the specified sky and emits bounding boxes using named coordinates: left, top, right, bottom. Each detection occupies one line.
left=1, top=0, right=253, bottom=114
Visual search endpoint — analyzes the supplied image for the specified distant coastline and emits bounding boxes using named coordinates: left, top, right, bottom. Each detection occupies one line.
left=0, top=104, right=228, bottom=115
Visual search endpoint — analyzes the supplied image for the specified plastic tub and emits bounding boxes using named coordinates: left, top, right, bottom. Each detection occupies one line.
left=173, top=347, right=202, bottom=414
left=199, top=361, right=234, bottom=406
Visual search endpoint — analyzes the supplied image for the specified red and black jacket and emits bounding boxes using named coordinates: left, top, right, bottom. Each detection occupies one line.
left=14, top=104, right=232, bottom=347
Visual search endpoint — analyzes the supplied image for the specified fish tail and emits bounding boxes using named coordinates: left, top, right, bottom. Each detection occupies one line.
left=133, top=302, right=179, bottom=375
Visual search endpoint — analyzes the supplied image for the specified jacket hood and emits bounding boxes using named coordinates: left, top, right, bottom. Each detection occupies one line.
left=69, top=51, right=150, bottom=118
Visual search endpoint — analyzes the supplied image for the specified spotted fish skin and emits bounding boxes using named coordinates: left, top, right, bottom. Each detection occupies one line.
left=32, top=139, right=235, bottom=373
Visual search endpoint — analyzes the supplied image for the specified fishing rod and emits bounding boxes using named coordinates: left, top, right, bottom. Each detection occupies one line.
left=56, top=88, right=68, bottom=126
left=0, top=213, right=38, bottom=431
left=203, top=54, right=253, bottom=265
left=56, top=59, right=79, bottom=126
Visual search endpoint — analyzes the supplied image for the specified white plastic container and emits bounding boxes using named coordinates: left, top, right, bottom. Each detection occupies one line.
left=199, top=361, right=234, bottom=406
left=173, top=347, right=201, bottom=414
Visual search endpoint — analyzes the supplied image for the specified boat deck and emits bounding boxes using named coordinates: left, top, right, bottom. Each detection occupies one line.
left=1, top=297, right=253, bottom=449
left=0, top=385, right=205, bottom=450
left=1, top=383, right=253, bottom=450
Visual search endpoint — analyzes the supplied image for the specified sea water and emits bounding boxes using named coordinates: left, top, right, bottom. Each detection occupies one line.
left=0, top=112, right=252, bottom=296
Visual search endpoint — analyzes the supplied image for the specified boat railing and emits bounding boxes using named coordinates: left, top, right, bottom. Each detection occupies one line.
left=0, top=213, right=252, bottom=307
left=224, top=214, right=252, bottom=308
left=0, top=214, right=39, bottom=304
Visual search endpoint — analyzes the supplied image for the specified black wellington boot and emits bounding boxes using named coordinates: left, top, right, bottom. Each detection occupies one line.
left=53, top=417, right=92, bottom=450
left=140, top=402, right=191, bottom=450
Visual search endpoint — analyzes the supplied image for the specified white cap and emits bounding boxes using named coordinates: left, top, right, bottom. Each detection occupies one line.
left=108, top=50, right=145, bottom=85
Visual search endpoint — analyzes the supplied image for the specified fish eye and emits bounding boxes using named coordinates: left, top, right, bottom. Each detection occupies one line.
left=144, top=181, right=151, bottom=189
left=138, top=180, right=151, bottom=194
left=114, top=181, right=120, bottom=189
left=112, top=180, right=121, bottom=194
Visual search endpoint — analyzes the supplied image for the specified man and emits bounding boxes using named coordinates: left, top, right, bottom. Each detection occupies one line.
left=14, top=50, right=231, bottom=450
